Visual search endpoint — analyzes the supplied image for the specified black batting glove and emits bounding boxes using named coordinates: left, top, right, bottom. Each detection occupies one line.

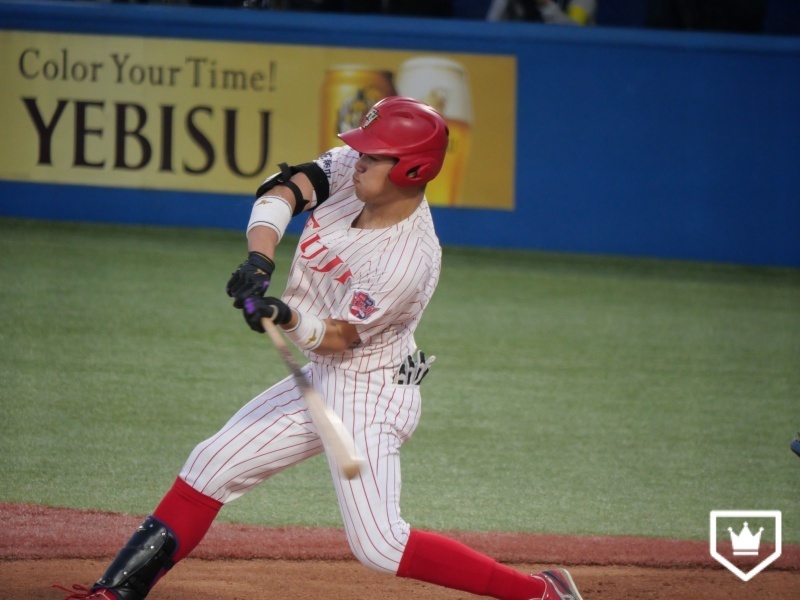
left=226, top=251, right=275, bottom=308
left=242, top=296, right=293, bottom=333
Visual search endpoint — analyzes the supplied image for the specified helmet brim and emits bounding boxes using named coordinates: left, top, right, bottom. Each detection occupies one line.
left=338, top=128, right=393, bottom=157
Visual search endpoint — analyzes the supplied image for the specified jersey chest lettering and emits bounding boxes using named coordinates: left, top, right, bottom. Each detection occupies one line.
left=298, top=233, right=353, bottom=284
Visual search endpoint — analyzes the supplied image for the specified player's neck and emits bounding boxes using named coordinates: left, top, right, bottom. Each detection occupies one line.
left=353, top=194, right=423, bottom=230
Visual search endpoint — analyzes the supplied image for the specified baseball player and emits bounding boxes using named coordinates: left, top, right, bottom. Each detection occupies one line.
left=56, top=96, right=583, bottom=600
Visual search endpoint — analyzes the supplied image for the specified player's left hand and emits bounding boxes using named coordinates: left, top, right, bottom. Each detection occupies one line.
left=242, top=296, right=292, bottom=333
left=393, top=350, right=436, bottom=385
left=227, top=251, right=275, bottom=308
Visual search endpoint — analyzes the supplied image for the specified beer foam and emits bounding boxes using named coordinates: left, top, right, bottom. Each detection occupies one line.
left=396, top=57, right=473, bottom=123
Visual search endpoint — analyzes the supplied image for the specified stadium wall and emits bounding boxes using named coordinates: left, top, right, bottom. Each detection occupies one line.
left=1, top=0, right=799, bottom=267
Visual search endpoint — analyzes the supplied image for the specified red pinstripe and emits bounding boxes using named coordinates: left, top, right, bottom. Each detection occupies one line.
left=184, top=384, right=300, bottom=478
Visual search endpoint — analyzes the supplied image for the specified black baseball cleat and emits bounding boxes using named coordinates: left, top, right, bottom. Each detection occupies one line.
left=791, top=433, right=800, bottom=458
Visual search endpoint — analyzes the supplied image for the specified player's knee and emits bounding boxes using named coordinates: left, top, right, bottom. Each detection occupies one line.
left=344, top=521, right=409, bottom=575
left=350, top=544, right=399, bottom=575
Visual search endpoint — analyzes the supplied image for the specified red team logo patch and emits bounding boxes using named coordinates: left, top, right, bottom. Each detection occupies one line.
left=350, top=291, right=379, bottom=320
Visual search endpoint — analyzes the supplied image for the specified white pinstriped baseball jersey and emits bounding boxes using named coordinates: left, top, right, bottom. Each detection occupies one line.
left=285, top=145, right=441, bottom=371
left=181, top=144, right=441, bottom=574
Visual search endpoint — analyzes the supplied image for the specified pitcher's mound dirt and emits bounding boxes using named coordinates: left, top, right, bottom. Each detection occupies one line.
left=1, top=503, right=798, bottom=599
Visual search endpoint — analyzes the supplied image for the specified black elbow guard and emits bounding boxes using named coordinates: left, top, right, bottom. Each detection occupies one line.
left=256, top=162, right=330, bottom=216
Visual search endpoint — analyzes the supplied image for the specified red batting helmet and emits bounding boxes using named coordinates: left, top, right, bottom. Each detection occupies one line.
left=338, top=96, right=449, bottom=188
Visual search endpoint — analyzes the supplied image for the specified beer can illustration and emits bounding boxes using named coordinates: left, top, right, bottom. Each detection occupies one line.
left=320, top=65, right=396, bottom=154
left=396, top=57, right=473, bottom=206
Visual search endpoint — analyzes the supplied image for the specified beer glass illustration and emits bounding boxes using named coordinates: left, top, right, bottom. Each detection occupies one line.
left=396, top=57, right=473, bottom=206
left=320, top=65, right=396, bottom=154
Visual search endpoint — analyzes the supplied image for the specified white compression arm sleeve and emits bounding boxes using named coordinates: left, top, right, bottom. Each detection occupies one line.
left=247, top=195, right=293, bottom=242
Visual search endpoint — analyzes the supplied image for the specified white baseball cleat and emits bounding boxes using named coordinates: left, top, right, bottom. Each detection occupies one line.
left=530, top=568, right=585, bottom=600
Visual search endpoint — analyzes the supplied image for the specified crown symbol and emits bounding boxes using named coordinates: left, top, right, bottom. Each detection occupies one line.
left=728, top=522, right=764, bottom=556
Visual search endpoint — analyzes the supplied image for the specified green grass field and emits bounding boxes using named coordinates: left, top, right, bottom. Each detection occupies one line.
left=1, top=217, right=798, bottom=544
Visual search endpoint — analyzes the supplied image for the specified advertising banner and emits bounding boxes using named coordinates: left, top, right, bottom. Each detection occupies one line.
left=1, top=31, right=516, bottom=209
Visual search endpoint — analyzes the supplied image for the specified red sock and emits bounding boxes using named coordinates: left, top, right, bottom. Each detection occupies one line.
left=152, top=477, right=223, bottom=563
left=396, top=530, right=544, bottom=600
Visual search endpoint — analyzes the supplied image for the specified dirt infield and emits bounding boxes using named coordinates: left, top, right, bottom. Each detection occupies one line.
left=2, top=503, right=798, bottom=599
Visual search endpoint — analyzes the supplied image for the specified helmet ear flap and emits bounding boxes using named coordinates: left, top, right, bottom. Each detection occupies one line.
left=404, top=166, right=422, bottom=183
left=396, top=163, right=425, bottom=187
left=389, top=149, right=444, bottom=188
left=390, top=161, right=422, bottom=187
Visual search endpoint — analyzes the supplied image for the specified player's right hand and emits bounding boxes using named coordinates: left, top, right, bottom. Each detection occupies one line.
left=242, top=296, right=292, bottom=333
left=226, top=251, right=275, bottom=308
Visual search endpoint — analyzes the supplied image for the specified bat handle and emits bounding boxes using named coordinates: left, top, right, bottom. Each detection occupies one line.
left=261, top=317, right=284, bottom=348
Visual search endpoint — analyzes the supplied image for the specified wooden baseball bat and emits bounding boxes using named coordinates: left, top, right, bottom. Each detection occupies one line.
left=261, top=317, right=364, bottom=480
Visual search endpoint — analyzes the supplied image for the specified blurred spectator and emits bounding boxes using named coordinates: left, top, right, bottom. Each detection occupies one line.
left=240, top=0, right=452, bottom=16
left=487, top=0, right=596, bottom=25
left=109, top=1, right=191, bottom=4
left=241, top=1, right=345, bottom=9
left=645, top=0, right=767, bottom=33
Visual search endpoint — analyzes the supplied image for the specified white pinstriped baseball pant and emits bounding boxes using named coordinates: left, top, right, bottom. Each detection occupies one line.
left=179, top=361, right=422, bottom=574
